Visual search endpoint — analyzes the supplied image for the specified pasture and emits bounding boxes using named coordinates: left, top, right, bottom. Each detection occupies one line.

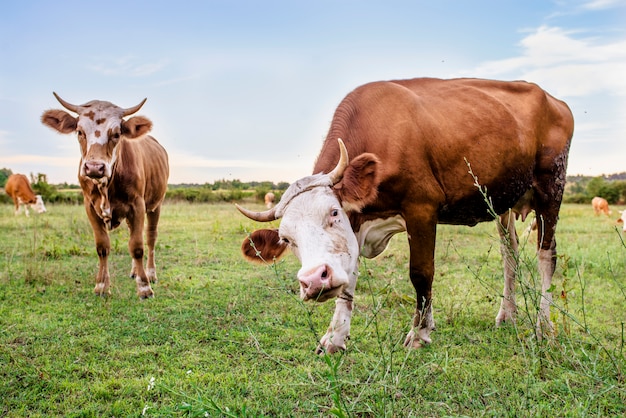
left=0, top=202, right=624, bottom=416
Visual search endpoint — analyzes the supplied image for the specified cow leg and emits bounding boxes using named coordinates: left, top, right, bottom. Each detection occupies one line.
left=496, top=210, right=519, bottom=326
left=317, top=276, right=357, bottom=354
left=533, top=170, right=565, bottom=338
left=144, top=206, right=161, bottom=284
left=403, top=211, right=437, bottom=348
left=85, top=204, right=111, bottom=296
left=127, top=205, right=154, bottom=299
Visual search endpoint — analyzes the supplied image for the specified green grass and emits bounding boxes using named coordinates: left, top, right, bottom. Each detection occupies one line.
left=0, top=202, right=624, bottom=416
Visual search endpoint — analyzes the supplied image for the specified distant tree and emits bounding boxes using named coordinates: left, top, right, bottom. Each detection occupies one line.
left=0, top=167, right=13, bottom=188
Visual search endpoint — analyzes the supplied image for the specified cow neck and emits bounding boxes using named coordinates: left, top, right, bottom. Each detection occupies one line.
left=88, top=177, right=112, bottom=229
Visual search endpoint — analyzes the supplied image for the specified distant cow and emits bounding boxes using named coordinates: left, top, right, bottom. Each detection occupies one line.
left=41, top=93, right=169, bottom=298
left=264, top=192, right=275, bottom=208
left=617, top=211, right=626, bottom=232
left=5, top=174, right=47, bottom=216
left=591, top=196, right=611, bottom=216
left=237, top=77, right=574, bottom=353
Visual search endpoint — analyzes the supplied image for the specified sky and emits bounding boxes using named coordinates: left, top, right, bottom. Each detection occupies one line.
left=1, top=0, right=625, bottom=185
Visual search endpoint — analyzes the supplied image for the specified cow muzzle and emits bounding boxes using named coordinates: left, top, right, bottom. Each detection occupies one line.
left=84, top=161, right=107, bottom=179
left=298, top=264, right=344, bottom=302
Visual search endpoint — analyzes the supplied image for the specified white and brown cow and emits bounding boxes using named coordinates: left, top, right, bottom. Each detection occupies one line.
left=41, top=93, right=169, bottom=298
left=237, top=77, right=574, bottom=353
left=5, top=173, right=47, bottom=216
left=617, top=211, right=626, bottom=232
left=591, top=196, right=611, bottom=216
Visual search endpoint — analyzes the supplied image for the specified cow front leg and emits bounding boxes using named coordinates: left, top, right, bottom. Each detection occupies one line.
left=496, top=211, right=519, bottom=326
left=316, top=298, right=353, bottom=354
left=127, top=209, right=154, bottom=299
left=94, top=235, right=111, bottom=296
left=404, top=213, right=437, bottom=348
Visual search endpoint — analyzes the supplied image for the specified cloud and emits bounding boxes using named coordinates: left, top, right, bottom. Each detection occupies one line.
left=472, top=25, right=626, bottom=97
left=86, top=56, right=168, bottom=77
left=581, top=0, right=626, bottom=10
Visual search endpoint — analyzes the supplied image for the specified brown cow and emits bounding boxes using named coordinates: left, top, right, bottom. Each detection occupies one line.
left=264, top=192, right=276, bottom=208
left=591, top=196, right=610, bottom=216
left=5, top=174, right=47, bottom=216
left=237, top=77, right=574, bottom=353
left=41, top=93, right=169, bottom=298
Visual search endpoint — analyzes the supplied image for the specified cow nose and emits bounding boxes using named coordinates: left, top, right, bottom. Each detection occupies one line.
left=84, top=161, right=105, bottom=178
left=298, top=265, right=333, bottom=299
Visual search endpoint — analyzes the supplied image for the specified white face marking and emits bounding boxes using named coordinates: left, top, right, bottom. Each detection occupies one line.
left=278, top=187, right=360, bottom=296
left=76, top=101, right=125, bottom=179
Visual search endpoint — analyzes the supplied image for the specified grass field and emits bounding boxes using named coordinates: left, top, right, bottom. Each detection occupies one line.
left=1, top=202, right=625, bottom=417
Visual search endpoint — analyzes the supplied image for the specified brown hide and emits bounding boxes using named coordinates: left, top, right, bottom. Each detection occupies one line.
left=314, top=78, right=573, bottom=230
left=591, top=196, right=610, bottom=216
left=5, top=174, right=37, bottom=207
left=41, top=95, right=169, bottom=298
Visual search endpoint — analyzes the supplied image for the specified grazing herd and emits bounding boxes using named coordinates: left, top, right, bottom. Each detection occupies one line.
left=2, top=76, right=623, bottom=352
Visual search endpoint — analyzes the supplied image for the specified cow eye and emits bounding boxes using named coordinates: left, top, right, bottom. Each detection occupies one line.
left=331, top=209, right=339, bottom=217
left=280, top=237, right=290, bottom=244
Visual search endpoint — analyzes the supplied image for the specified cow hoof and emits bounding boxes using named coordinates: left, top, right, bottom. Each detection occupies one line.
left=139, top=290, right=155, bottom=300
left=315, top=343, right=345, bottom=355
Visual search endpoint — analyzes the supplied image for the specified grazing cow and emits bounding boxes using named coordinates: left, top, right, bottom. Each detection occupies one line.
left=237, top=77, right=574, bottom=353
left=617, top=211, right=626, bottom=232
left=591, top=196, right=611, bottom=216
left=5, top=173, right=47, bottom=216
left=264, top=192, right=276, bottom=208
left=41, top=93, right=169, bottom=298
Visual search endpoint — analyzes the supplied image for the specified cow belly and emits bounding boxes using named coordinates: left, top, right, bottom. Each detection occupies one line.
left=438, top=186, right=531, bottom=225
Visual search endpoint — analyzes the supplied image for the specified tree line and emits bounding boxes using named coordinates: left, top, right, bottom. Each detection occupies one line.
left=2, top=167, right=625, bottom=206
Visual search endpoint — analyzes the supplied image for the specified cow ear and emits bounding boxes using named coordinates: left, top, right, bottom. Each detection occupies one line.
left=334, top=152, right=381, bottom=210
left=122, top=116, right=153, bottom=139
left=241, top=229, right=288, bottom=264
left=41, top=110, right=77, bottom=134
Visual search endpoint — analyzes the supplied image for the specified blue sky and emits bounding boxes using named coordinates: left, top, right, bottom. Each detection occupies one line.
left=1, top=0, right=625, bottom=184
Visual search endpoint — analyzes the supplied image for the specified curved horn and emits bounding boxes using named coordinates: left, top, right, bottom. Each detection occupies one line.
left=52, top=92, right=81, bottom=113
left=235, top=203, right=278, bottom=222
left=122, top=98, right=147, bottom=116
left=327, top=138, right=349, bottom=185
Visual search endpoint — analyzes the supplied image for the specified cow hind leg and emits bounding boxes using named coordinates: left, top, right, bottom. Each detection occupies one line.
left=127, top=211, right=154, bottom=299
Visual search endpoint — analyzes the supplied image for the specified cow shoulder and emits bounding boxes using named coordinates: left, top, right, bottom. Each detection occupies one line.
left=242, top=229, right=288, bottom=263
left=333, top=153, right=381, bottom=211
left=41, top=110, right=77, bottom=134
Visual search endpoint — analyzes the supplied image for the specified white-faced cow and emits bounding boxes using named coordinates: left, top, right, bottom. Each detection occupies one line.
left=5, top=173, right=47, bottom=216
left=591, top=196, right=611, bottom=216
left=41, top=93, right=169, bottom=298
left=237, top=77, right=574, bottom=353
left=264, top=192, right=276, bottom=209
left=617, top=211, right=626, bottom=232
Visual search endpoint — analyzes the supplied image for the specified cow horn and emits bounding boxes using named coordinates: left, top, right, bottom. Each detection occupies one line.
left=328, top=138, right=349, bottom=185
left=235, top=203, right=278, bottom=222
left=53, top=92, right=81, bottom=113
left=122, top=98, right=147, bottom=116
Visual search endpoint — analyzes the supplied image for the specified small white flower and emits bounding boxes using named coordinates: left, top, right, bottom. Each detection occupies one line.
left=186, top=370, right=192, bottom=376
left=147, top=376, right=156, bottom=391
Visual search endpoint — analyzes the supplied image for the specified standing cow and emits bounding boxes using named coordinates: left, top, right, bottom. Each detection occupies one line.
left=41, top=93, right=169, bottom=298
left=237, top=77, right=574, bottom=353
left=591, top=196, right=611, bottom=216
left=5, top=173, right=47, bottom=216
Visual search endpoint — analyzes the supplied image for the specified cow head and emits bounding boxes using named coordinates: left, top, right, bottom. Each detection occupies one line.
left=237, top=139, right=380, bottom=302
left=41, top=93, right=152, bottom=182
left=32, top=195, right=47, bottom=214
